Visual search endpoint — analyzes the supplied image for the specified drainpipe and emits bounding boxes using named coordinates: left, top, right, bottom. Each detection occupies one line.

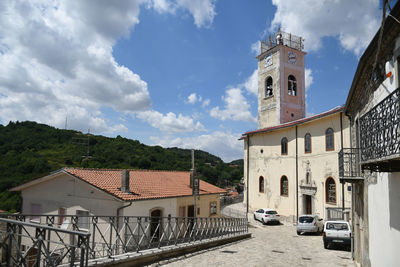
left=340, top=112, right=345, bottom=215
left=347, top=112, right=355, bottom=260
left=295, top=126, right=299, bottom=222
left=116, top=202, right=132, bottom=248
left=246, top=134, right=250, bottom=220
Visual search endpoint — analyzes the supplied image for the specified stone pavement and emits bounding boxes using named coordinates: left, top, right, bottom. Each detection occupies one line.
left=149, top=203, right=354, bottom=267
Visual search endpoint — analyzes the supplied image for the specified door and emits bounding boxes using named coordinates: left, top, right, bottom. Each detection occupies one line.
left=305, top=195, right=312, bottom=214
left=188, top=205, right=194, bottom=233
left=150, top=209, right=162, bottom=242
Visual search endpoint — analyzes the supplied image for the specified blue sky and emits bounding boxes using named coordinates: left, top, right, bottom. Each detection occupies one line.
left=0, top=0, right=385, bottom=162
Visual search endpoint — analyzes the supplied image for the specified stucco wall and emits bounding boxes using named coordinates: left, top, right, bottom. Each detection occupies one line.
left=177, top=194, right=221, bottom=218
left=244, top=112, right=351, bottom=221
left=21, top=173, right=121, bottom=217
left=368, top=172, right=400, bottom=267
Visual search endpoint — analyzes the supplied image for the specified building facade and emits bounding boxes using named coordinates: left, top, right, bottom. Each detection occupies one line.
left=243, top=31, right=351, bottom=222
left=339, top=2, right=400, bottom=266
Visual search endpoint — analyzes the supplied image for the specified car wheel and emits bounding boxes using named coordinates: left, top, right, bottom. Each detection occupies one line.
left=262, top=218, right=267, bottom=225
left=324, top=242, right=328, bottom=249
left=253, top=214, right=256, bottom=221
left=297, top=231, right=301, bottom=235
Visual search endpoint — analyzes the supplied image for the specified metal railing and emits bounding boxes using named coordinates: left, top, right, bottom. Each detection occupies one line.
left=338, top=148, right=362, bottom=179
left=1, top=214, right=248, bottom=264
left=326, top=208, right=351, bottom=221
left=261, top=30, right=304, bottom=53
left=359, top=87, right=400, bottom=165
left=0, top=218, right=90, bottom=267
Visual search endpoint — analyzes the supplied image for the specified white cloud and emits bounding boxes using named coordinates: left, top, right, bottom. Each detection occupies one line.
left=0, top=0, right=150, bottom=134
left=149, top=0, right=217, bottom=28
left=187, top=93, right=202, bottom=104
left=210, top=88, right=256, bottom=122
left=242, top=69, right=258, bottom=96
left=150, top=131, right=243, bottom=162
left=270, top=0, right=380, bottom=55
left=202, top=99, right=210, bottom=107
left=305, top=68, right=313, bottom=91
left=136, top=110, right=205, bottom=133
left=0, top=0, right=218, bottom=135
left=251, top=41, right=260, bottom=55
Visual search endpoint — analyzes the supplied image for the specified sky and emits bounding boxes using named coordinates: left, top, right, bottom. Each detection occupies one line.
left=0, top=0, right=386, bottom=162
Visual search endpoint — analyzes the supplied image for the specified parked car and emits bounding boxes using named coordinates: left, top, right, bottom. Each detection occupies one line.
left=253, top=208, right=280, bottom=225
left=296, top=215, right=324, bottom=235
left=323, top=220, right=351, bottom=249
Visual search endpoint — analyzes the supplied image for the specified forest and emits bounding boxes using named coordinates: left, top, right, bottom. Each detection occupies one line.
left=0, top=121, right=243, bottom=212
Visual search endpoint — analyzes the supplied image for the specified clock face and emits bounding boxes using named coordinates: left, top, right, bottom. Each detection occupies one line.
left=264, top=54, right=272, bottom=67
left=288, top=52, right=297, bottom=64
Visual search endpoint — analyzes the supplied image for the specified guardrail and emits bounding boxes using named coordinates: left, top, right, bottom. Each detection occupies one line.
left=0, top=217, right=90, bottom=266
left=1, top=214, right=248, bottom=265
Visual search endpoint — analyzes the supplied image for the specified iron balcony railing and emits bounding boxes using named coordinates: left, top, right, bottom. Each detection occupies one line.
left=338, top=148, right=362, bottom=179
left=0, top=217, right=90, bottom=267
left=1, top=214, right=248, bottom=265
left=359, top=87, right=400, bottom=168
left=261, top=30, right=304, bottom=53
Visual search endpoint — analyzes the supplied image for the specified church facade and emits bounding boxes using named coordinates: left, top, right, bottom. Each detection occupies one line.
left=242, top=31, right=351, bottom=222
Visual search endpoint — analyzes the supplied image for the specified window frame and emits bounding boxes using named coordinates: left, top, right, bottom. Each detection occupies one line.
left=281, top=137, right=288, bottom=155
left=325, top=177, right=336, bottom=204
left=280, top=176, right=289, bottom=197
left=30, top=203, right=42, bottom=223
left=325, top=128, right=335, bottom=151
left=58, top=207, right=66, bottom=226
left=265, top=76, right=273, bottom=97
left=259, top=176, right=264, bottom=193
left=210, top=202, right=217, bottom=216
left=76, top=210, right=90, bottom=230
left=304, top=133, right=312, bottom=153
left=288, top=75, right=297, bottom=96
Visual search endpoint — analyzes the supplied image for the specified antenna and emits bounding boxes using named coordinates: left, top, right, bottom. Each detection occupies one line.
left=72, top=129, right=92, bottom=160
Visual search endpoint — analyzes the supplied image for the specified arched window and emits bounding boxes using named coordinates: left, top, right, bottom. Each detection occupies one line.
left=281, top=137, right=288, bottom=155
left=325, top=177, right=336, bottom=204
left=288, top=75, right=297, bottom=96
left=304, top=133, right=311, bottom=153
left=280, top=176, right=288, bottom=196
left=325, top=128, right=334, bottom=151
left=265, top=76, right=273, bottom=97
left=259, top=176, right=264, bottom=193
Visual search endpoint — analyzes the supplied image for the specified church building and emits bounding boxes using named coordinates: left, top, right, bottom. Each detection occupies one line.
left=242, top=31, right=352, bottom=222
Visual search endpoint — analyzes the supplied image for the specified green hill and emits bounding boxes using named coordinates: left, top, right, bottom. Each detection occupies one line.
left=0, top=121, right=243, bottom=212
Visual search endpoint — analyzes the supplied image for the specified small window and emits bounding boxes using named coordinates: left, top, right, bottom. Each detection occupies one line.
left=58, top=207, right=66, bottom=226
left=210, top=202, right=217, bottom=215
left=326, top=177, right=336, bottom=204
left=259, top=176, right=264, bottom=193
left=288, top=75, right=297, bottom=96
left=76, top=210, right=90, bottom=230
left=281, top=137, right=288, bottom=155
left=280, top=176, right=288, bottom=196
left=325, top=128, right=334, bottom=151
left=30, top=203, right=41, bottom=223
left=304, top=133, right=311, bottom=153
left=265, top=76, right=273, bottom=97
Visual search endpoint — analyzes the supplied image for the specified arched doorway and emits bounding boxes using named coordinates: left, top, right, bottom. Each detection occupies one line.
left=150, top=209, right=162, bottom=242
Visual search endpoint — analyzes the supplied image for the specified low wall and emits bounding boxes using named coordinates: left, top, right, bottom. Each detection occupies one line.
left=91, top=233, right=251, bottom=267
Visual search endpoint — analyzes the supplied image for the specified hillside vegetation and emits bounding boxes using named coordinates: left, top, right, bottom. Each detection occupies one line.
left=0, top=121, right=243, bottom=212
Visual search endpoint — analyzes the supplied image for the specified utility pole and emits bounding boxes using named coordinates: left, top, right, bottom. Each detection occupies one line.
left=191, top=149, right=199, bottom=220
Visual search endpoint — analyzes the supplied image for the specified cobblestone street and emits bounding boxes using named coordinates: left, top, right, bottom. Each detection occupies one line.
left=151, top=213, right=353, bottom=267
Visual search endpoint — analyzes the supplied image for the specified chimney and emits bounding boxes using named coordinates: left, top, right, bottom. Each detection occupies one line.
left=121, top=169, right=130, bottom=193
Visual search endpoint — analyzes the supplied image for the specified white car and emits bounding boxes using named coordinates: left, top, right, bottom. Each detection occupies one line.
left=253, top=208, right=280, bottom=225
left=296, top=214, right=324, bottom=235
left=323, top=220, right=351, bottom=249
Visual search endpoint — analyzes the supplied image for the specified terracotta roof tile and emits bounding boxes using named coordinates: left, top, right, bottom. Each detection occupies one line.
left=64, top=168, right=226, bottom=201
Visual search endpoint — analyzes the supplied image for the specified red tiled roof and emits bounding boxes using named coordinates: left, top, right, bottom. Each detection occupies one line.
left=241, top=106, right=344, bottom=139
left=64, top=168, right=226, bottom=201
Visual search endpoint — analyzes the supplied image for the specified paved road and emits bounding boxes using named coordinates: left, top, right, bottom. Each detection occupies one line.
left=150, top=221, right=353, bottom=267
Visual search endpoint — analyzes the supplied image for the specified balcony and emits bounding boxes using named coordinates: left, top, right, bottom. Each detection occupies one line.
left=359, top=87, right=400, bottom=172
left=338, top=148, right=363, bottom=183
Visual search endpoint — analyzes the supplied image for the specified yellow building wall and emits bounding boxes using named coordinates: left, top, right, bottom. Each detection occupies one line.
left=176, top=194, right=221, bottom=218
left=244, top=112, right=351, bottom=222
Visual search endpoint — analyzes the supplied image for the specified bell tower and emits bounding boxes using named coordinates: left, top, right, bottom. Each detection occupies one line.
left=257, top=30, right=306, bottom=129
